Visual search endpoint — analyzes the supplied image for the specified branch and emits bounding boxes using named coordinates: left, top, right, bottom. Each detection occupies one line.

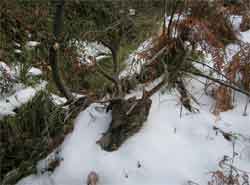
left=162, top=0, right=167, bottom=35
left=95, top=63, right=117, bottom=85
left=187, top=70, right=250, bottom=96
left=188, top=58, right=232, bottom=83
left=167, top=0, right=178, bottom=38
left=145, top=77, right=167, bottom=98
left=49, top=0, right=73, bottom=101
left=95, top=62, right=122, bottom=97
left=146, top=46, right=168, bottom=66
left=100, top=40, right=118, bottom=75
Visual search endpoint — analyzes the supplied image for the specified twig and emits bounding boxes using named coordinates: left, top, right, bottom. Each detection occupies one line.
left=100, top=40, right=118, bottom=75
left=96, top=63, right=117, bottom=85
left=146, top=46, right=168, bottom=66
left=145, top=77, right=167, bottom=98
left=243, top=95, right=250, bottom=116
left=49, top=0, right=74, bottom=101
left=187, top=71, right=250, bottom=96
left=188, top=58, right=233, bottom=84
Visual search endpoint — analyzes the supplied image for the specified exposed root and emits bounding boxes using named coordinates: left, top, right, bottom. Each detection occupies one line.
left=97, top=97, right=152, bottom=151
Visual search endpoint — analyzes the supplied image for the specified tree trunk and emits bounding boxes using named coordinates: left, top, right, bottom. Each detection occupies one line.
left=97, top=97, right=152, bottom=151
left=49, top=0, right=73, bottom=101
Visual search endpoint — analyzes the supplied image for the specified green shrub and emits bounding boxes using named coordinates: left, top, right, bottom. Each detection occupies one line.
left=0, top=90, right=72, bottom=185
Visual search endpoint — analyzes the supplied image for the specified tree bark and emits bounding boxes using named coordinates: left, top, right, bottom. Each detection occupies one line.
left=49, top=0, right=73, bottom=101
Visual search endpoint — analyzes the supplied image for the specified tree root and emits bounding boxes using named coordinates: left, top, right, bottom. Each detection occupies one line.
left=97, top=97, right=152, bottom=151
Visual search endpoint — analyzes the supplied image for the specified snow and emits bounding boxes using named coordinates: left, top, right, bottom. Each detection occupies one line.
left=0, top=81, right=47, bottom=119
left=9, top=12, right=250, bottom=185
left=26, top=41, right=40, bottom=48
left=225, top=43, right=241, bottom=63
left=14, top=42, right=21, bottom=48
left=71, top=40, right=110, bottom=65
left=229, top=15, right=250, bottom=44
left=119, top=39, right=152, bottom=78
left=240, top=31, right=250, bottom=43
left=51, top=94, right=67, bottom=106
left=0, top=61, right=12, bottom=75
left=14, top=49, right=22, bottom=54
left=28, top=67, right=42, bottom=76
left=16, top=77, right=250, bottom=185
left=230, top=15, right=242, bottom=31
left=120, top=14, right=192, bottom=79
left=0, top=62, right=26, bottom=81
left=0, top=61, right=45, bottom=118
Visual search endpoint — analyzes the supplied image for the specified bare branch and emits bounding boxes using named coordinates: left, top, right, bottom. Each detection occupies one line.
left=100, top=40, right=118, bottom=75
left=49, top=0, right=73, bottom=101
left=187, top=71, right=250, bottom=96
left=167, top=0, right=178, bottom=38
left=188, top=58, right=232, bottom=83
left=95, top=63, right=117, bottom=85
left=146, top=46, right=168, bottom=66
left=162, top=0, right=167, bottom=35
left=95, top=62, right=122, bottom=97
left=145, top=77, right=167, bottom=98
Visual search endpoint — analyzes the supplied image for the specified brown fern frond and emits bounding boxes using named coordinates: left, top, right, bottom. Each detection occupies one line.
left=230, top=43, right=250, bottom=91
left=213, top=86, right=233, bottom=115
left=176, top=17, right=227, bottom=70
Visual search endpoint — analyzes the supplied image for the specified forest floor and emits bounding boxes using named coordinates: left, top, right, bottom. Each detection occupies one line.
left=10, top=15, right=250, bottom=185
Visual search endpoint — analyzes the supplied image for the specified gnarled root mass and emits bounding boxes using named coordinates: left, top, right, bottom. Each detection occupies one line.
left=97, top=97, right=152, bottom=151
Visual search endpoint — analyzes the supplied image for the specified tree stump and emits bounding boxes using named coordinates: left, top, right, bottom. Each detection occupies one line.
left=97, top=97, right=152, bottom=151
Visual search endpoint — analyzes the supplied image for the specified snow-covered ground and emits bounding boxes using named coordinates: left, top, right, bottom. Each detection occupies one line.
left=4, top=13, right=250, bottom=185
left=70, top=40, right=111, bottom=65
left=0, top=60, right=45, bottom=118
left=0, top=81, right=46, bottom=119
left=16, top=78, right=250, bottom=185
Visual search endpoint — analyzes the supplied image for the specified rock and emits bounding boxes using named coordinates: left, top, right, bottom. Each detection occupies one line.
left=87, top=171, right=99, bottom=185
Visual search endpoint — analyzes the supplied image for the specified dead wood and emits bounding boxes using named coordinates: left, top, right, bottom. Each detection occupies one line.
left=49, top=0, right=74, bottom=101
left=176, top=79, right=197, bottom=112
left=97, top=97, right=152, bottom=151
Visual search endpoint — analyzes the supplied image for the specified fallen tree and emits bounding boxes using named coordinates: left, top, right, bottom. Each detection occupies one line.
left=3, top=1, right=250, bottom=184
left=48, top=0, right=250, bottom=153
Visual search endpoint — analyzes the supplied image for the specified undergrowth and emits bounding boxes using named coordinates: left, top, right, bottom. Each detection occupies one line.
left=0, top=90, right=73, bottom=185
